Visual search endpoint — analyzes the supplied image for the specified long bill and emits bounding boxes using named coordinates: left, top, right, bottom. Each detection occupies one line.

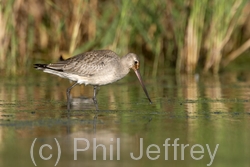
left=134, top=69, right=152, bottom=104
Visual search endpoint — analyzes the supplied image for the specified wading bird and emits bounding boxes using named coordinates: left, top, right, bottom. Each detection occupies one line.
left=34, top=50, right=151, bottom=110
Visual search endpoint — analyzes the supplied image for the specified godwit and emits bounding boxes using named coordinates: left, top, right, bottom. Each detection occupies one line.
left=34, top=50, right=152, bottom=110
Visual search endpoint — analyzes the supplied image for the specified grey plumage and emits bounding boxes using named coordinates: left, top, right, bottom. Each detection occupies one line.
left=35, top=50, right=132, bottom=85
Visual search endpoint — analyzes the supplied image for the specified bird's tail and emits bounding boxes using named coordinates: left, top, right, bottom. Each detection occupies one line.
left=34, top=64, right=48, bottom=70
left=34, top=64, right=64, bottom=72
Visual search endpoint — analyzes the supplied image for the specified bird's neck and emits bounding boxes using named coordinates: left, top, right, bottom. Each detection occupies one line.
left=118, top=57, right=131, bottom=76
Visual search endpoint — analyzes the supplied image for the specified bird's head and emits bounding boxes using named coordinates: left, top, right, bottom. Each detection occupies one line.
left=123, top=53, right=152, bottom=103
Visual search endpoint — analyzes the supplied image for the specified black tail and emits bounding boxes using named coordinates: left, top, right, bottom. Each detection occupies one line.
left=34, top=64, right=48, bottom=70
left=34, top=64, right=63, bottom=72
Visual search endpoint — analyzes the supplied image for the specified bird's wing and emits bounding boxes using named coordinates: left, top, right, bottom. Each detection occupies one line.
left=46, top=50, right=119, bottom=76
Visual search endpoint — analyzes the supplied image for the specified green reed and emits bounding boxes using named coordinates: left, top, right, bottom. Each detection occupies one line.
left=0, top=0, right=249, bottom=75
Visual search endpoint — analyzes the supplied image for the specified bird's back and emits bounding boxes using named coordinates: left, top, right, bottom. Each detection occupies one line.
left=48, top=50, right=119, bottom=75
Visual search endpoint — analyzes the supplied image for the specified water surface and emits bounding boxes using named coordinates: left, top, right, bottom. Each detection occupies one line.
left=0, top=72, right=250, bottom=167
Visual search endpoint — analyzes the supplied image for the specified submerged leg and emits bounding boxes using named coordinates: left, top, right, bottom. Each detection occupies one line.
left=67, top=82, right=78, bottom=110
left=93, top=86, right=99, bottom=111
left=93, top=114, right=98, bottom=133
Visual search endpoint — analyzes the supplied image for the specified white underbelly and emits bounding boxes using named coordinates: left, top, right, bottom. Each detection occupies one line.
left=43, top=68, right=127, bottom=86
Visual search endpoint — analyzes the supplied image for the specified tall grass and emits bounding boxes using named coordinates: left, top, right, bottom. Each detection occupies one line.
left=174, top=0, right=208, bottom=74
left=203, top=0, right=245, bottom=73
left=0, top=0, right=250, bottom=75
left=170, top=0, right=248, bottom=74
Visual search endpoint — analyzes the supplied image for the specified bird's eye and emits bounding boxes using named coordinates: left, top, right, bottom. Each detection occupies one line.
left=134, top=60, right=139, bottom=69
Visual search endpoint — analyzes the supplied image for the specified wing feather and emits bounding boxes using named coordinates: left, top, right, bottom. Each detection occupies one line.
left=46, top=50, right=119, bottom=76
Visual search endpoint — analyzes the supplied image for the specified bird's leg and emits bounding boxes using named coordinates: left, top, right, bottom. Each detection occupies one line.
left=66, top=82, right=78, bottom=110
left=93, top=86, right=99, bottom=111
left=93, top=114, right=98, bottom=133
left=93, top=87, right=99, bottom=131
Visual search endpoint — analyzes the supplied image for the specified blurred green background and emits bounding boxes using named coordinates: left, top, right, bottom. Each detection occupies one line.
left=1, top=0, right=250, bottom=76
